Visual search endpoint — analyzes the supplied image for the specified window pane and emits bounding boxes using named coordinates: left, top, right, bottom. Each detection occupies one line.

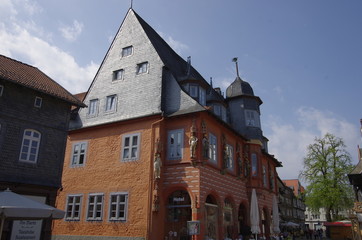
left=123, top=149, right=129, bottom=159
left=132, top=135, right=138, bottom=145
left=124, top=137, right=129, bottom=147
left=131, top=147, right=137, bottom=158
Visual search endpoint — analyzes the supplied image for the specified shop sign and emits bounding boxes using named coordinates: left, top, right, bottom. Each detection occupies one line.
left=173, top=197, right=185, bottom=202
left=11, top=220, right=42, bottom=240
left=187, top=221, right=200, bottom=235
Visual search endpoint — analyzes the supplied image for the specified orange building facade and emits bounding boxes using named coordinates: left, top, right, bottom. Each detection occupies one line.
left=52, top=8, right=282, bottom=240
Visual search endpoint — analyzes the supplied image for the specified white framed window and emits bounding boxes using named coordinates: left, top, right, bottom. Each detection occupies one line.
left=122, top=133, right=140, bottom=161
left=88, top=99, right=99, bottom=116
left=136, top=62, right=148, bottom=74
left=113, top=69, right=124, bottom=81
left=168, top=129, right=184, bottom=160
left=87, top=194, right=103, bottom=221
left=190, top=85, right=198, bottom=98
left=225, top=144, right=233, bottom=169
left=109, top=192, right=128, bottom=221
left=19, top=129, right=41, bottom=163
left=71, top=142, right=87, bottom=166
left=121, top=46, right=133, bottom=57
left=245, top=110, right=260, bottom=127
left=65, top=194, right=82, bottom=221
left=209, top=133, right=217, bottom=162
left=34, top=97, right=42, bottom=108
left=251, top=153, right=258, bottom=176
left=105, top=95, right=117, bottom=112
left=0, top=85, right=3, bottom=96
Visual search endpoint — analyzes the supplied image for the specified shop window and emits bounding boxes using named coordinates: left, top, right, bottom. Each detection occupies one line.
left=205, top=195, right=219, bottom=240
left=166, top=190, right=191, bottom=240
left=224, top=199, right=234, bottom=239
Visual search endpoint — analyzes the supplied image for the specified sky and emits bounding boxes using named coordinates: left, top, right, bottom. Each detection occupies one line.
left=1, top=0, right=361, bottom=186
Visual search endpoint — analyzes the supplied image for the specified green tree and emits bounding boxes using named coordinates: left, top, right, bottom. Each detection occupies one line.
left=300, top=133, right=354, bottom=222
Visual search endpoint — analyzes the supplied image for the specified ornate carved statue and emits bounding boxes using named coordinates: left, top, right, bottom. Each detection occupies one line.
left=189, top=135, right=198, bottom=159
left=154, top=152, right=162, bottom=179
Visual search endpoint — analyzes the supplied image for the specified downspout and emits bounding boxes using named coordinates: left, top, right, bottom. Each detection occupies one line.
left=147, top=113, right=164, bottom=240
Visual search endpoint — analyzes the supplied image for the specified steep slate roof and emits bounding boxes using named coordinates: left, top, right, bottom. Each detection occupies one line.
left=133, top=10, right=209, bottom=87
left=0, top=54, right=85, bottom=107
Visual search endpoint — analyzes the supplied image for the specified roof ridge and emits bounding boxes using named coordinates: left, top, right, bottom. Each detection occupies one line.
left=0, top=54, right=39, bottom=71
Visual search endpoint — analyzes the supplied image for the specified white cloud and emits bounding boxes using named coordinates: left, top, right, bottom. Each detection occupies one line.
left=59, top=20, right=84, bottom=42
left=0, top=22, right=96, bottom=93
left=19, top=0, right=42, bottom=15
left=0, top=0, right=97, bottom=94
left=266, top=107, right=360, bottom=185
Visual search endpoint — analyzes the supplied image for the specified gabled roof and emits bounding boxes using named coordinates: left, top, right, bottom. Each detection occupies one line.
left=0, top=54, right=85, bottom=107
left=132, top=10, right=208, bottom=86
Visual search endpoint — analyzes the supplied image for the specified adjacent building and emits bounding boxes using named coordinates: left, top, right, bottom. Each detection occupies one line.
left=0, top=54, right=85, bottom=240
left=52, top=8, right=282, bottom=240
left=277, top=178, right=306, bottom=229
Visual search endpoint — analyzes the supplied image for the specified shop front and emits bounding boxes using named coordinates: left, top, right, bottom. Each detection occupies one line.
left=166, top=190, right=192, bottom=240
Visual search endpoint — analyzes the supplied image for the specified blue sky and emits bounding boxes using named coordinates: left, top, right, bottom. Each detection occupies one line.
left=1, top=0, right=361, bottom=185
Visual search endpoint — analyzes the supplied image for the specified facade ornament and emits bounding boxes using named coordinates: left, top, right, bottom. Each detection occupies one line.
left=153, top=138, right=162, bottom=179
left=236, top=143, right=242, bottom=178
left=154, top=153, right=162, bottom=179
left=189, top=120, right=198, bottom=159
left=244, top=144, right=250, bottom=177
left=201, top=120, right=209, bottom=159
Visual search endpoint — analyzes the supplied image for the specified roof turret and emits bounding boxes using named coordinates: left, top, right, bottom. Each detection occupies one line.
left=226, top=76, right=254, bottom=98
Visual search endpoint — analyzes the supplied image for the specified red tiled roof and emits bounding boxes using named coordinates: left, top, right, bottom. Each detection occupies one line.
left=0, top=54, right=85, bottom=107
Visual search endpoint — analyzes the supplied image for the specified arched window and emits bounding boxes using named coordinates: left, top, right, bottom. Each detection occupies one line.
left=19, top=129, right=41, bottom=163
left=205, top=195, right=219, bottom=240
left=166, top=190, right=192, bottom=240
left=224, top=198, right=234, bottom=239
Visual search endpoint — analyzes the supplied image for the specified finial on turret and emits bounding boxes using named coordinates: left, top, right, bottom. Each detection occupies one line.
left=232, top=57, right=240, bottom=78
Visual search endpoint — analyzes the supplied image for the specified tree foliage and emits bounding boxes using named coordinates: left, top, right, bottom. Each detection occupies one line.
left=300, top=133, right=354, bottom=222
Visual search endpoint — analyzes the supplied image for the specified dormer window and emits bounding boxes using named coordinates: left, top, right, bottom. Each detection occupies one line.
left=136, top=62, right=148, bottom=74
left=187, top=84, right=206, bottom=105
left=113, top=69, right=124, bottom=81
left=190, top=85, right=198, bottom=98
left=34, top=97, right=42, bottom=108
left=213, top=104, right=227, bottom=122
left=121, top=46, right=133, bottom=57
